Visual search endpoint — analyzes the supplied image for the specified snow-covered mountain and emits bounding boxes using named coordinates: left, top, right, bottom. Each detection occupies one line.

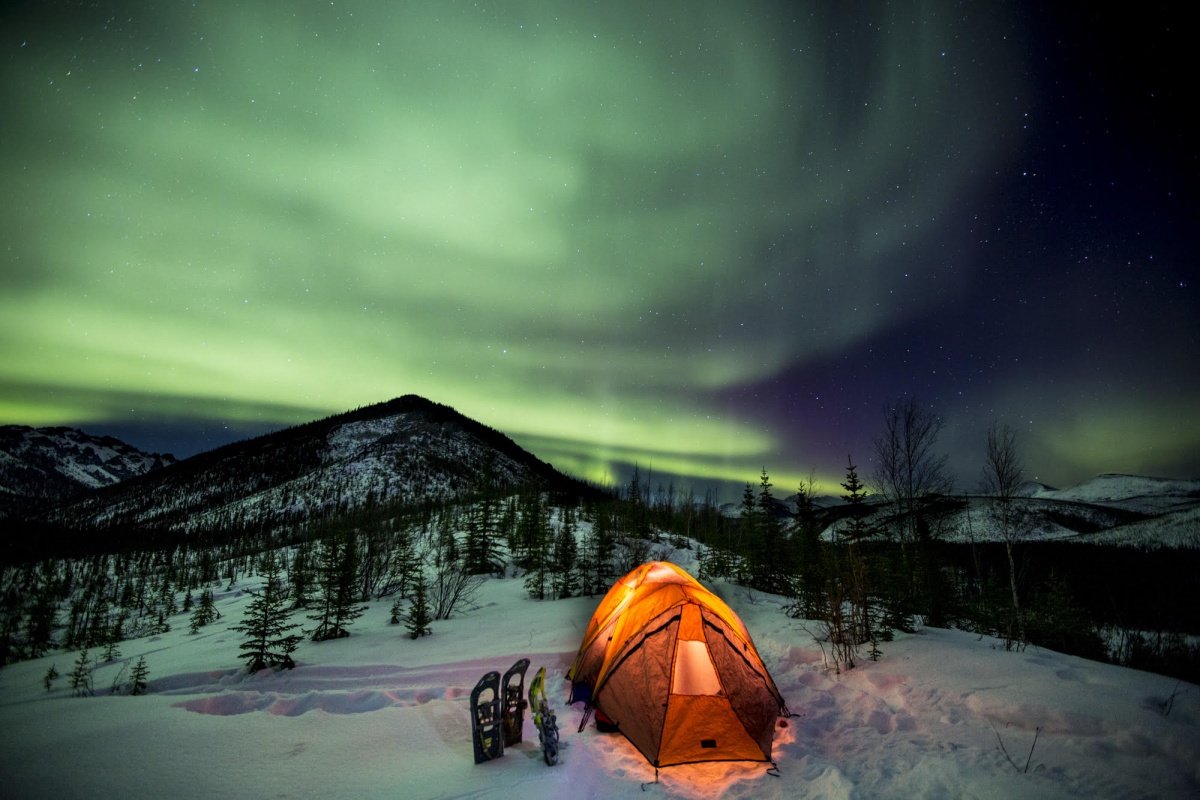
left=819, top=474, right=1200, bottom=549
left=0, top=425, right=176, bottom=518
left=44, top=395, right=595, bottom=537
left=1028, top=473, right=1200, bottom=514
left=7, top=399, right=1196, bottom=552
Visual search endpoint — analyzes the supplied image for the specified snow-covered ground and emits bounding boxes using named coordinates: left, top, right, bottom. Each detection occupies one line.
left=1, top=547, right=1196, bottom=799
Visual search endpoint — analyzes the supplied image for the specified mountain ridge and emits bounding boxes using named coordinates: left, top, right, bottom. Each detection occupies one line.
left=32, top=395, right=596, bottom=543
left=4, top=397, right=1197, bottom=554
left=0, top=425, right=177, bottom=519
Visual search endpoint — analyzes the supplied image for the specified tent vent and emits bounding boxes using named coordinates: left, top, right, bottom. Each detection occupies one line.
left=701, top=739, right=717, bottom=748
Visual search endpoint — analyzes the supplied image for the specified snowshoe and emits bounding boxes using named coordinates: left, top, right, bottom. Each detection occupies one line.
left=528, top=666, right=560, bottom=766
left=501, top=658, right=530, bottom=748
left=539, top=705, right=560, bottom=765
left=470, top=670, right=504, bottom=764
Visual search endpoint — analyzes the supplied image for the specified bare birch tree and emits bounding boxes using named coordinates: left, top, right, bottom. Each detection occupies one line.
left=870, top=397, right=954, bottom=549
left=870, top=397, right=954, bottom=632
left=982, top=421, right=1026, bottom=648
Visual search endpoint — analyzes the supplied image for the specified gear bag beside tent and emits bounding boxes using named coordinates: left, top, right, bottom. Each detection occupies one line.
left=567, top=561, right=789, bottom=768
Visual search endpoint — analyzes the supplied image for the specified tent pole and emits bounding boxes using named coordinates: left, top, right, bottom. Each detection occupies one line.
left=577, top=703, right=595, bottom=733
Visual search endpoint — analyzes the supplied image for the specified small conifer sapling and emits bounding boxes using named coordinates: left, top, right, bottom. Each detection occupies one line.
left=43, top=663, right=59, bottom=692
left=130, top=656, right=150, bottom=696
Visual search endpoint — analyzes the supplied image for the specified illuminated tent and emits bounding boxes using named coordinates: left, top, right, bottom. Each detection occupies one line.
left=567, top=561, right=789, bottom=768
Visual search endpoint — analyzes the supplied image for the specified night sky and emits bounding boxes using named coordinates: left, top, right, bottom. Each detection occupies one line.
left=2, top=2, right=1195, bottom=498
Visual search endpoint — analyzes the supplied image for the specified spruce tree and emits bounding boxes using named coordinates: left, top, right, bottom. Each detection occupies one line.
left=463, top=454, right=503, bottom=576
left=189, top=589, right=217, bottom=633
left=577, top=505, right=616, bottom=595
left=129, top=656, right=150, bottom=695
left=624, top=464, right=649, bottom=535
left=465, top=493, right=504, bottom=576
left=436, top=513, right=460, bottom=566
left=158, top=580, right=177, bottom=619
left=751, top=468, right=788, bottom=593
left=840, top=456, right=874, bottom=647
left=24, top=585, right=59, bottom=659
left=790, top=473, right=826, bottom=619
left=289, top=543, right=314, bottom=609
left=69, top=649, right=94, bottom=697
left=551, top=507, right=578, bottom=600
left=232, top=555, right=301, bottom=672
left=405, top=574, right=432, bottom=639
left=389, top=523, right=422, bottom=599
left=307, top=530, right=367, bottom=641
left=523, top=499, right=552, bottom=600
left=512, top=491, right=547, bottom=572
left=840, top=456, right=871, bottom=542
left=64, top=598, right=85, bottom=651
left=736, top=482, right=758, bottom=583
left=87, top=597, right=110, bottom=650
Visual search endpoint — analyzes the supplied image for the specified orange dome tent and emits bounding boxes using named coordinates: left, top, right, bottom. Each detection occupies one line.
left=567, top=561, right=789, bottom=768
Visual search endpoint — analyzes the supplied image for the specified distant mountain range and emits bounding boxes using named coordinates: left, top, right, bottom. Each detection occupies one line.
left=3, top=396, right=1197, bottom=555
left=809, top=473, right=1200, bottom=549
left=0, top=425, right=177, bottom=518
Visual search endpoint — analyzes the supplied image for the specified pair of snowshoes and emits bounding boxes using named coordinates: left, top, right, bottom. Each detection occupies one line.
left=470, top=659, right=560, bottom=767
left=470, top=658, right=529, bottom=764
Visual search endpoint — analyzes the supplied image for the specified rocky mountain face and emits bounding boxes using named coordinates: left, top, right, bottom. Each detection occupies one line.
left=42, top=395, right=593, bottom=538
left=0, top=425, right=177, bottom=518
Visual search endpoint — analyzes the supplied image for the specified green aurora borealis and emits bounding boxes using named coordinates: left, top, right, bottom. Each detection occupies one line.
left=2, top=2, right=1197, bottom=495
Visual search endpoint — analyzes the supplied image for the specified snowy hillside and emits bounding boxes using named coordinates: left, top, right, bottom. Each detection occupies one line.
left=1081, top=504, right=1200, bottom=549
left=824, top=474, right=1200, bottom=549
left=44, top=396, right=592, bottom=536
left=1, top=545, right=1195, bottom=799
left=1030, top=474, right=1200, bottom=514
left=0, top=425, right=176, bottom=516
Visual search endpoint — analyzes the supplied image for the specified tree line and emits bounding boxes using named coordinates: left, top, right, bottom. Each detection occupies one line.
left=3, top=396, right=1197, bottom=686
left=628, top=397, right=1198, bottom=681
